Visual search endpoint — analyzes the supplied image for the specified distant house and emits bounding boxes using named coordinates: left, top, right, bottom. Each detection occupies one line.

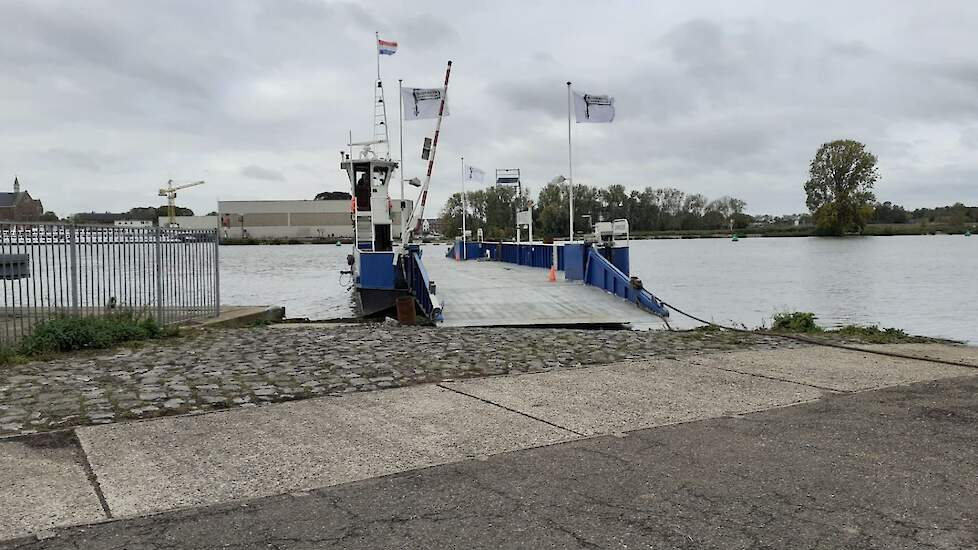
left=0, top=177, right=44, bottom=222
left=423, top=218, right=443, bottom=235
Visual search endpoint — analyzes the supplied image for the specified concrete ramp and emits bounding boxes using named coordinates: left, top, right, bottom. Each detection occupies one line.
left=75, top=385, right=573, bottom=518
left=423, top=252, right=666, bottom=328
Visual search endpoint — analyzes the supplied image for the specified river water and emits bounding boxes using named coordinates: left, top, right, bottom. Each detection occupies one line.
left=220, top=235, right=976, bottom=343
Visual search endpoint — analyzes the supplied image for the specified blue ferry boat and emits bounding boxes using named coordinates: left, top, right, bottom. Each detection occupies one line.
left=339, top=139, right=441, bottom=321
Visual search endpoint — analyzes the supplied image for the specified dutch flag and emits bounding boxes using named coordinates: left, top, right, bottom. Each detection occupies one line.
left=378, top=39, right=397, bottom=55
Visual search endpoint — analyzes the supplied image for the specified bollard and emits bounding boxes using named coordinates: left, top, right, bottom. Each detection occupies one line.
left=395, top=296, right=417, bottom=325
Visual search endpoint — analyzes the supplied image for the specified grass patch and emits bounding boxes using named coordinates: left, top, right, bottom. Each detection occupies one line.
left=765, top=310, right=932, bottom=344
left=771, top=311, right=822, bottom=333
left=0, top=343, right=19, bottom=364
left=2, top=313, right=177, bottom=364
left=830, top=324, right=930, bottom=344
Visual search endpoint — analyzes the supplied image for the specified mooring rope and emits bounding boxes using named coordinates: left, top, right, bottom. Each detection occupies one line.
left=658, top=300, right=978, bottom=371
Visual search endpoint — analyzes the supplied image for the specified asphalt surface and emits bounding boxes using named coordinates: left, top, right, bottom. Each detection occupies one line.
left=5, top=374, right=978, bottom=550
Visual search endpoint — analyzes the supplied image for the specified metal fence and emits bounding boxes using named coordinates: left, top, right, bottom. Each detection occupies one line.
left=0, top=222, right=220, bottom=344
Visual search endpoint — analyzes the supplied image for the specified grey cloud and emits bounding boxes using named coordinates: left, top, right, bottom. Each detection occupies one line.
left=531, top=52, right=557, bottom=65
left=241, top=165, right=286, bottom=182
left=42, top=149, right=103, bottom=172
left=937, top=61, right=978, bottom=89
left=396, top=14, right=459, bottom=49
left=2, top=1, right=977, bottom=218
left=827, top=40, right=873, bottom=57
left=487, top=78, right=565, bottom=118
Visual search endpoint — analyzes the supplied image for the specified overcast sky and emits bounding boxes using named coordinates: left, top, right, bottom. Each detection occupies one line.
left=3, top=0, right=977, bottom=217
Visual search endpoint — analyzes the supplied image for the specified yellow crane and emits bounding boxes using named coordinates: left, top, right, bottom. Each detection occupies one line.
left=158, top=179, right=205, bottom=228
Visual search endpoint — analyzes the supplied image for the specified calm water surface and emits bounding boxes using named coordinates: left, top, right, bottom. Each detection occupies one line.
left=220, top=244, right=355, bottom=320
left=630, top=236, right=975, bottom=343
left=220, top=236, right=976, bottom=343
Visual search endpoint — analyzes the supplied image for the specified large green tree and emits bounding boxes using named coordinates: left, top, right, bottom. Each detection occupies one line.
left=804, top=140, right=879, bottom=235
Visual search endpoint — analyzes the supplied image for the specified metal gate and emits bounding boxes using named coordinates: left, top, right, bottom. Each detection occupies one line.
left=1, top=222, right=220, bottom=344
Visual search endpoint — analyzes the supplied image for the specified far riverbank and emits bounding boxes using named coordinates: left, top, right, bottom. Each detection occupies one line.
left=216, top=221, right=975, bottom=245
left=631, top=221, right=976, bottom=239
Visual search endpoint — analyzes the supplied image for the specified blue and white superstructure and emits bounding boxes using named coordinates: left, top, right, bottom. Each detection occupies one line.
left=341, top=143, right=416, bottom=317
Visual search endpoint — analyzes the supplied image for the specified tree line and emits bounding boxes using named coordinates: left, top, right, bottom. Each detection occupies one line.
left=871, top=201, right=977, bottom=226
left=439, top=183, right=750, bottom=240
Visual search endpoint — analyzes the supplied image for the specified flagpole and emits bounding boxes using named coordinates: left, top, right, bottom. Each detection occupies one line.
left=566, top=81, right=574, bottom=241
left=461, top=156, right=467, bottom=259
left=375, top=31, right=380, bottom=81
left=399, top=78, right=405, bottom=241
left=398, top=79, right=404, bottom=199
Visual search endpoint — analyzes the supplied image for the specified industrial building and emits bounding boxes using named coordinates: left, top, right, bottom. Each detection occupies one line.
left=217, top=199, right=412, bottom=241
left=156, top=216, right=218, bottom=230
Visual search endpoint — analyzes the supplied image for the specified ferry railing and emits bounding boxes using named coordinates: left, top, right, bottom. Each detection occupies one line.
left=0, top=221, right=220, bottom=345
left=449, top=240, right=565, bottom=270
left=404, top=249, right=443, bottom=322
left=584, top=247, right=669, bottom=317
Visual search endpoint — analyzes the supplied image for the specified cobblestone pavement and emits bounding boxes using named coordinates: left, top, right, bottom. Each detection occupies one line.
left=0, top=325, right=803, bottom=437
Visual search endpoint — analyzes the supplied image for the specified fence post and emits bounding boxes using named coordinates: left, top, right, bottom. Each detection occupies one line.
left=213, top=229, right=220, bottom=317
left=69, top=223, right=79, bottom=316
left=155, top=227, right=164, bottom=324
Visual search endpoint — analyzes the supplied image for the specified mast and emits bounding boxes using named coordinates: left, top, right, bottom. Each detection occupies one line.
left=398, top=79, right=405, bottom=200
left=402, top=60, right=453, bottom=246
left=373, top=31, right=390, bottom=159
left=399, top=78, right=405, bottom=239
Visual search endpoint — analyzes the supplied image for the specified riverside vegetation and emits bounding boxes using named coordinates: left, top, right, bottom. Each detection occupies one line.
left=0, top=313, right=176, bottom=365
left=435, top=138, right=975, bottom=241
left=768, top=310, right=935, bottom=344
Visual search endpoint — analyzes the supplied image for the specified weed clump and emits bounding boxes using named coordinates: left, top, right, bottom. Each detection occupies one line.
left=4, top=313, right=176, bottom=363
left=767, top=311, right=931, bottom=344
left=771, top=311, right=822, bottom=333
left=831, top=324, right=927, bottom=344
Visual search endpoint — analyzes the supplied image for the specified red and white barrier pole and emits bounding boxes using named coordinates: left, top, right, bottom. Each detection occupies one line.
left=403, top=61, right=452, bottom=246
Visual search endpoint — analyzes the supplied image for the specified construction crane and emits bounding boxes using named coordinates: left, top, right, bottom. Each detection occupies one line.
left=159, top=179, right=205, bottom=228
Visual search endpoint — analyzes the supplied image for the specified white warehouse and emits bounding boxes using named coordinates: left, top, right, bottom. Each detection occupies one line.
left=217, top=199, right=413, bottom=241
left=157, top=215, right=218, bottom=230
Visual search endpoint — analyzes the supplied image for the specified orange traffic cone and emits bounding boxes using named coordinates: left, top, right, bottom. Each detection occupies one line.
left=548, top=264, right=557, bottom=282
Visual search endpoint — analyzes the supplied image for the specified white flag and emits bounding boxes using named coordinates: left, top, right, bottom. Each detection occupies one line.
left=464, top=165, right=484, bottom=183
left=573, top=91, right=615, bottom=123
left=401, top=87, right=449, bottom=120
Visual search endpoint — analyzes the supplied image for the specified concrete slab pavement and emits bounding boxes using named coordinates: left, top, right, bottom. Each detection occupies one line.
left=442, top=360, right=824, bottom=436
left=686, top=346, right=977, bottom=391
left=0, top=433, right=106, bottom=541
left=10, top=374, right=978, bottom=550
left=5, top=343, right=978, bottom=545
left=853, top=342, right=978, bottom=367
left=186, top=305, right=285, bottom=328
left=75, top=384, right=575, bottom=518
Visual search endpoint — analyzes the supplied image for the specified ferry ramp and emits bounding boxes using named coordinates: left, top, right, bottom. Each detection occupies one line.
left=422, top=249, right=667, bottom=329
